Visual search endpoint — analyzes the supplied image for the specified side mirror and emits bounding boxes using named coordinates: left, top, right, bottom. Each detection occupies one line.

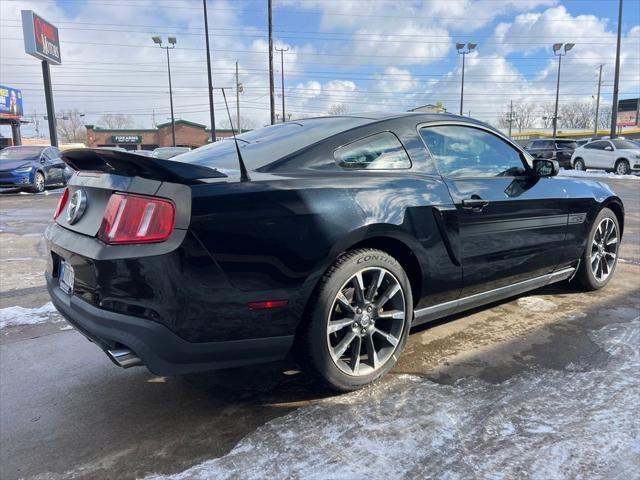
left=532, top=158, right=559, bottom=177
left=40, top=157, right=46, bottom=164
left=604, top=145, right=613, bottom=151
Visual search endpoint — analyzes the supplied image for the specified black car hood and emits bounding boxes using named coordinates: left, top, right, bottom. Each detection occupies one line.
left=61, top=148, right=228, bottom=184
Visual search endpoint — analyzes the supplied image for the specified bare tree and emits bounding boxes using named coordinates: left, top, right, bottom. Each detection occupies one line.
left=219, top=114, right=256, bottom=132
left=559, top=102, right=593, bottom=129
left=502, top=102, right=536, bottom=131
left=597, top=105, right=612, bottom=130
left=57, top=109, right=86, bottom=143
left=327, top=103, right=349, bottom=116
left=538, top=103, right=556, bottom=128
left=99, top=113, right=134, bottom=129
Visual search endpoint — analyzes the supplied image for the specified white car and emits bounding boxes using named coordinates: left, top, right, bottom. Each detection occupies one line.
left=571, top=138, right=640, bottom=175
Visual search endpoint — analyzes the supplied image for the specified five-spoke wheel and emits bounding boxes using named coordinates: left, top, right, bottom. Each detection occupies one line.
left=299, top=248, right=412, bottom=391
left=590, top=217, right=618, bottom=282
left=326, top=267, right=406, bottom=376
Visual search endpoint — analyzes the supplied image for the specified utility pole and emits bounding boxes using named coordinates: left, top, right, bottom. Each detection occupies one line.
left=610, top=0, right=623, bottom=139
left=203, top=0, right=216, bottom=142
left=275, top=46, right=288, bottom=122
left=594, top=64, right=603, bottom=136
left=268, top=0, right=275, bottom=125
left=552, top=42, right=575, bottom=138
left=235, top=61, right=243, bottom=134
left=456, top=42, right=477, bottom=116
left=508, top=100, right=514, bottom=138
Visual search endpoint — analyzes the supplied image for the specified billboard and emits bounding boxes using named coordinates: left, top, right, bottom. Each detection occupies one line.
left=21, top=10, right=61, bottom=65
left=617, top=98, right=639, bottom=127
left=0, top=86, right=24, bottom=120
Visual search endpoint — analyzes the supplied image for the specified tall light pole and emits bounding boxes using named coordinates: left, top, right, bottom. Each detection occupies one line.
left=610, top=0, right=623, bottom=138
left=153, top=35, right=177, bottom=147
left=551, top=42, right=575, bottom=138
left=203, top=0, right=216, bottom=142
left=275, top=46, right=288, bottom=122
left=268, top=0, right=275, bottom=125
left=594, top=64, right=603, bottom=136
left=235, top=61, right=243, bottom=134
left=456, top=42, right=477, bottom=116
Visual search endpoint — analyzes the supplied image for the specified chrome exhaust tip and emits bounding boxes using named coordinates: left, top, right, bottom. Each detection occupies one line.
left=107, top=348, right=143, bottom=368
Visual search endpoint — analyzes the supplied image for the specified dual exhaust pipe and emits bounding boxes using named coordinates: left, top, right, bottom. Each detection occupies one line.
left=107, top=348, right=142, bottom=368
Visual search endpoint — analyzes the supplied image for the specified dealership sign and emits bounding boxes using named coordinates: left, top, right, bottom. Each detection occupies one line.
left=0, top=85, right=24, bottom=120
left=112, top=135, right=143, bottom=143
left=21, top=10, right=61, bottom=65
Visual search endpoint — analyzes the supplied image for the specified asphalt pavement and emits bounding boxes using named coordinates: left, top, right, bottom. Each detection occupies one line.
left=0, top=178, right=639, bottom=479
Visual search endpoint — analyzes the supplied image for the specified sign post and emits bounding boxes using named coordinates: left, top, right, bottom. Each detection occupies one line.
left=21, top=10, right=62, bottom=146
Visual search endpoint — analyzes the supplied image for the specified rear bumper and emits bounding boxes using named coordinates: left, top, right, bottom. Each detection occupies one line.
left=46, top=274, right=294, bottom=375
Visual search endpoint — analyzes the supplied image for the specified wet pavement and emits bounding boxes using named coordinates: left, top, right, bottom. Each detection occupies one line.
left=0, top=179, right=639, bottom=479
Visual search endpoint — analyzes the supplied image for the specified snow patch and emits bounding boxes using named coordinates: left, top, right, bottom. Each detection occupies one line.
left=148, top=319, right=640, bottom=480
left=0, top=303, right=61, bottom=329
left=516, top=296, right=557, bottom=312
left=558, top=168, right=640, bottom=180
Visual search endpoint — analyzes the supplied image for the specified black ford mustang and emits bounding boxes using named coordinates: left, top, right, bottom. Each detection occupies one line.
left=45, top=113, right=624, bottom=391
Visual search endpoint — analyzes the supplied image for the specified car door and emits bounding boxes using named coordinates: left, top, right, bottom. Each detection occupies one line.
left=599, top=141, right=616, bottom=170
left=419, top=123, right=569, bottom=297
left=42, top=147, right=64, bottom=184
left=582, top=141, right=606, bottom=169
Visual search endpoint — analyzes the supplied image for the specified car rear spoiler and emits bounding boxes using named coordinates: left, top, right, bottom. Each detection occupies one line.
left=61, top=148, right=227, bottom=184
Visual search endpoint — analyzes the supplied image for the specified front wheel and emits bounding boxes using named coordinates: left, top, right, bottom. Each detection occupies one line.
left=298, top=249, right=413, bottom=391
left=575, top=208, right=620, bottom=291
left=615, top=159, right=630, bottom=175
left=30, top=172, right=45, bottom=193
left=573, top=158, right=585, bottom=171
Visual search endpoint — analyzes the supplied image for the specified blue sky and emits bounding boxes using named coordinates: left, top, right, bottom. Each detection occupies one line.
left=1, top=0, right=639, bottom=137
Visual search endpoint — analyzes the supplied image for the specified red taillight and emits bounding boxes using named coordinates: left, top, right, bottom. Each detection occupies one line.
left=98, top=193, right=175, bottom=245
left=54, top=187, right=70, bottom=221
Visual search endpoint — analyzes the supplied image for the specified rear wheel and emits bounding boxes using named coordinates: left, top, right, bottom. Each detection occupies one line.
left=30, top=172, right=45, bottom=193
left=573, top=158, right=585, bottom=171
left=299, top=249, right=413, bottom=391
left=615, top=159, right=630, bottom=175
left=575, top=208, right=620, bottom=290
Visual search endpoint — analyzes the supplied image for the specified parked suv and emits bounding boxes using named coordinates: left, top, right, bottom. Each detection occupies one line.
left=0, top=146, right=70, bottom=192
left=525, top=139, right=578, bottom=169
left=571, top=138, right=640, bottom=175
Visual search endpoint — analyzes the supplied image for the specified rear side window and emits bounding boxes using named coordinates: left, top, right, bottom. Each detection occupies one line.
left=334, top=132, right=411, bottom=170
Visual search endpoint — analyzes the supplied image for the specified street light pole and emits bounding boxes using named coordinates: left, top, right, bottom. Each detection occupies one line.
left=508, top=100, right=513, bottom=138
left=551, top=42, right=574, bottom=138
left=203, top=0, right=216, bottom=142
left=594, top=64, right=603, bottom=136
left=610, top=0, right=623, bottom=139
left=153, top=36, right=177, bottom=147
left=456, top=42, right=477, bottom=116
left=268, top=0, right=276, bottom=125
left=275, top=46, right=288, bottom=122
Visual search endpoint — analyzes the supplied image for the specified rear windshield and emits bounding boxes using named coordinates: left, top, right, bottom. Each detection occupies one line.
left=0, top=146, right=44, bottom=161
left=555, top=141, right=577, bottom=149
left=176, top=117, right=371, bottom=174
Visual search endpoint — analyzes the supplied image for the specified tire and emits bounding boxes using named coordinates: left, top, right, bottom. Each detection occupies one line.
left=573, top=158, right=585, bottom=171
left=575, top=208, right=620, bottom=291
left=30, top=171, right=45, bottom=193
left=298, top=248, right=413, bottom=391
left=615, top=159, right=630, bottom=175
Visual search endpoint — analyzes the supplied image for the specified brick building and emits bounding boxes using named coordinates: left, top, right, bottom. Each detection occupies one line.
left=84, top=120, right=235, bottom=151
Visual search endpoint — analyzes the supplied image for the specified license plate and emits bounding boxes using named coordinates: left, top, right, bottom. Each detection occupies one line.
left=59, top=260, right=75, bottom=294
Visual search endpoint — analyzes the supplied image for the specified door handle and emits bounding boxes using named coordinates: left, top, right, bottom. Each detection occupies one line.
left=462, top=197, right=489, bottom=211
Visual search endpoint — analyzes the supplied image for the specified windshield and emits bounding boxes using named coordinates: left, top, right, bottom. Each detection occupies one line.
left=0, top=146, right=44, bottom=161
left=612, top=139, right=639, bottom=150
left=175, top=117, right=371, bottom=173
left=555, top=141, right=577, bottom=149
